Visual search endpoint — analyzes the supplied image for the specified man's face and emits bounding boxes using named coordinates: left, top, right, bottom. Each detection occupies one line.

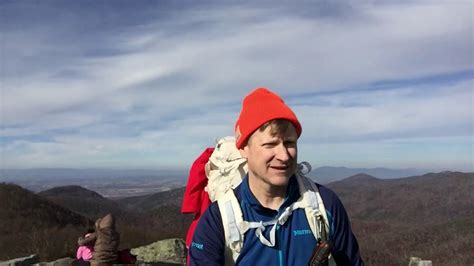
left=240, top=123, right=298, bottom=188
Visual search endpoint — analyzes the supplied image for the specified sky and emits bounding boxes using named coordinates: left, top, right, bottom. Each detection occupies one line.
left=0, top=0, right=473, bottom=171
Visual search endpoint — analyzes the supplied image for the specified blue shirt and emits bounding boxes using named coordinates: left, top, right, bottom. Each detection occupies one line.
left=189, top=175, right=364, bottom=266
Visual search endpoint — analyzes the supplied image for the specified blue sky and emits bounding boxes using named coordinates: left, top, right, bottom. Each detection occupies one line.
left=0, top=1, right=473, bottom=171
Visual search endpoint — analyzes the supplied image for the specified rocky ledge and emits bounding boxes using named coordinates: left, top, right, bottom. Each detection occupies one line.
left=0, top=238, right=186, bottom=266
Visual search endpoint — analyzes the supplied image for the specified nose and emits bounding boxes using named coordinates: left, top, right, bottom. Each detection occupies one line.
left=274, top=143, right=291, bottom=162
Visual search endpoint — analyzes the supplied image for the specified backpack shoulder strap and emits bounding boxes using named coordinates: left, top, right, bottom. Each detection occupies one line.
left=204, top=137, right=249, bottom=265
left=295, top=173, right=330, bottom=239
left=217, top=189, right=245, bottom=265
left=295, top=165, right=336, bottom=266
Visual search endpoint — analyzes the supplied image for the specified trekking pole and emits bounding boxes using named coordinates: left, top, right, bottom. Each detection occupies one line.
left=308, top=215, right=333, bottom=266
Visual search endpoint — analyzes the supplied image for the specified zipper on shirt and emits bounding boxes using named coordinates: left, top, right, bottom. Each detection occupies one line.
left=277, top=224, right=283, bottom=266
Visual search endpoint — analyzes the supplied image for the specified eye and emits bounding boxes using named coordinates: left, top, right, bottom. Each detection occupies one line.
left=284, top=140, right=297, bottom=147
left=262, top=141, right=279, bottom=148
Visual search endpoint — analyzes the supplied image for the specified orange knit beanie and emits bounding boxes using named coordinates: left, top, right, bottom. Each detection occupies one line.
left=235, top=87, right=302, bottom=149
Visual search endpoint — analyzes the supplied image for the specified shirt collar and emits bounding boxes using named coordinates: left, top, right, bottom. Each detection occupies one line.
left=240, top=174, right=301, bottom=212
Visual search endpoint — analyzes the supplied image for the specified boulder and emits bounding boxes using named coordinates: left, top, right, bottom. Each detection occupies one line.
left=32, top=257, right=78, bottom=266
left=131, top=238, right=186, bottom=265
left=0, top=254, right=39, bottom=266
left=408, top=257, right=432, bottom=266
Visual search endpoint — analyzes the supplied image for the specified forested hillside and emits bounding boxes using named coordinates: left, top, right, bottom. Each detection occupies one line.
left=1, top=171, right=473, bottom=265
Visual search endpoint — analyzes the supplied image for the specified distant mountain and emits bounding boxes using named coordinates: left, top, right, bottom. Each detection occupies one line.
left=339, top=173, right=381, bottom=184
left=0, top=183, right=91, bottom=261
left=328, top=171, right=474, bottom=223
left=117, top=187, right=193, bottom=240
left=0, top=168, right=187, bottom=181
left=1, top=167, right=430, bottom=195
left=0, top=183, right=90, bottom=230
left=3, top=171, right=472, bottom=264
left=310, top=166, right=428, bottom=183
left=1, top=183, right=192, bottom=261
left=117, top=187, right=186, bottom=212
left=0, top=166, right=427, bottom=183
left=326, top=171, right=474, bottom=265
left=38, top=185, right=192, bottom=248
left=38, top=185, right=130, bottom=222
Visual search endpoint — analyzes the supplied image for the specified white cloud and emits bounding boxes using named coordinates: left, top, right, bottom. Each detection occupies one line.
left=1, top=1, right=472, bottom=169
left=296, top=79, right=473, bottom=142
left=298, top=135, right=473, bottom=171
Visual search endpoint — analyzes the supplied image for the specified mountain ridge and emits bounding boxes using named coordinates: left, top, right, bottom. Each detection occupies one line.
left=0, top=183, right=91, bottom=261
left=1, top=171, right=473, bottom=264
left=38, top=185, right=130, bottom=222
left=310, top=166, right=430, bottom=183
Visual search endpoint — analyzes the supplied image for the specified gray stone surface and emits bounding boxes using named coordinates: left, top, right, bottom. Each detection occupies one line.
left=131, top=238, right=186, bottom=265
left=32, top=257, right=77, bottom=266
left=408, top=257, right=433, bottom=266
left=1, top=238, right=188, bottom=266
left=0, top=254, right=39, bottom=266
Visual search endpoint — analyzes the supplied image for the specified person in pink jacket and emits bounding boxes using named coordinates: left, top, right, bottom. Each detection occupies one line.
left=76, top=229, right=95, bottom=261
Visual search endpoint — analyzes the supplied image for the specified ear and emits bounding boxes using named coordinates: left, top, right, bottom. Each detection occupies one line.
left=239, top=146, right=248, bottom=159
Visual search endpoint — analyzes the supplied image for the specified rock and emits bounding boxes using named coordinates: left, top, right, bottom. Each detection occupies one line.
left=131, top=238, right=186, bottom=265
left=408, top=257, right=432, bottom=266
left=32, top=257, right=78, bottom=266
left=0, top=254, right=39, bottom=266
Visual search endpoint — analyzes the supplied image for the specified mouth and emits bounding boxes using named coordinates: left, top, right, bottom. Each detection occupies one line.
left=270, top=165, right=289, bottom=171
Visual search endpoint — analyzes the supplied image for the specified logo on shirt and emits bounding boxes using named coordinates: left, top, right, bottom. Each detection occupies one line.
left=293, top=229, right=312, bottom=236
left=191, top=241, right=204, bottom=250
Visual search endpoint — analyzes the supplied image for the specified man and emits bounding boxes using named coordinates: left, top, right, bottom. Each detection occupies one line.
left=189, top=88, right=364, bottom=265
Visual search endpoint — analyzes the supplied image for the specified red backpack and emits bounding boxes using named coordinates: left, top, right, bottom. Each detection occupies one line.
left=181, top=148, right=214, bottom=248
